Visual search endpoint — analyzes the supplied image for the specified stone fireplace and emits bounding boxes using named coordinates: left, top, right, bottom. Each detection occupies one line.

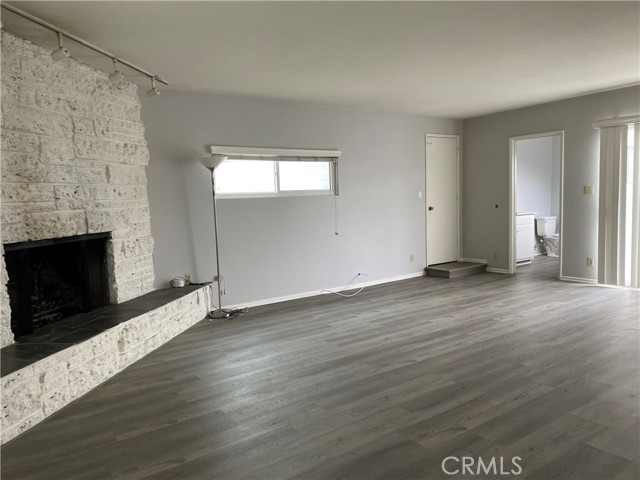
left=1, top=30, right=155, bottom=348
left=1, top=31, right=211, bottom=444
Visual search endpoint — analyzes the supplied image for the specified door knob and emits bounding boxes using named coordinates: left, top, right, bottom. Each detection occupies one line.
left=428, top=206, right=434, bottom=211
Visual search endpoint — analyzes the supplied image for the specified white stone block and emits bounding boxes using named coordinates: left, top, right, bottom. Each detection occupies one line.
left=39, top=137, right=76, bottom=165
left=92, top=99, right=125, bottom=120
left=1, top=410, right=45, bottom=445
left=7, top=210, right=87, bottom=243
left=1, top=184, right=55, bottom=204
left=113, top=82, right=140, bottom=104
left=43, top=384, right=70, bottom=417
left=118, top=342, right=145, bottom=370
left=1, top=81, right=36, bottom=106
left=1, top=376, right=41, bottom=427
left=75, top=167, right=108, bottom=185
left=67, top=363, right=99, bottom=400
left=123, top=103, right=143, bottom=123
left=2, top=103, right=73, bottom=138
left=1, top=49, right=21, bottom=75
left=123, top=143, right=150, bottom=166
left=1, top=152, right=44, bottom=183
left=72, top=116, right=95, bottom=136
left=106, top=164, right=147, bottom=185
left=54, top=185, right=96, bottom=211
left=36, top=91, right=92, bottom=117
left=1, top=130, right=39, bottom=153
left=91, top=328, right=118, bottom=357
left=0, top=365, right=35, bottom=392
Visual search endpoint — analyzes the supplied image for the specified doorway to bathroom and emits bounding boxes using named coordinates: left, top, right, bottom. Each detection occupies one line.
left=509, top=131, right=564, bottom=277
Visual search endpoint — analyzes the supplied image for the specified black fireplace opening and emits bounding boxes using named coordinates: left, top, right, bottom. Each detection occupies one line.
left=4, top=233, right=110, bottom=338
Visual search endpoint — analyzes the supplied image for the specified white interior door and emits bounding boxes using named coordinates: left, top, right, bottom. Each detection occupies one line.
left=426, top=135, right=459, bottom=265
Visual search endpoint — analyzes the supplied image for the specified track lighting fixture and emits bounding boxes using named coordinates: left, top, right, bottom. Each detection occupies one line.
left=108, top=58, right=125, bottom=85
left=50, top=32, right=70, bottom=61
left=146, top=77, right=160, bottom=97
left=2, top=3, right=169, bottom=90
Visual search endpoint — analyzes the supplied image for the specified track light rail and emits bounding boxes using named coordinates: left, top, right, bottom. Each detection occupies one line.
left=1, top=3, right=169, bottom=86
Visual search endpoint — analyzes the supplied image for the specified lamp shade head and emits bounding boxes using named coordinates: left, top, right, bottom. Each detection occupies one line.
left=199, top=154, right=228, bottom=171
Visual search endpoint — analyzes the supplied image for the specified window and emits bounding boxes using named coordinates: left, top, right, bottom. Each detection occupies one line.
left=216, top=159, right=337, bottom=197
left=207, top=145, right=341, bottom=198
left=215, top=159, right=336, bottom=197
left=216, top=160, right=277, bottom=195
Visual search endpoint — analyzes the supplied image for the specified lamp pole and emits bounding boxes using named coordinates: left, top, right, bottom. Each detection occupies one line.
left=199, top=154, right=230, bottom=319
left=209, top=168, right=229, bottom=319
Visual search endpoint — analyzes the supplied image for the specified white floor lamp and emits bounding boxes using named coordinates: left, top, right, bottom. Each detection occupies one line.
left=199, top=154, right=230, bottom=319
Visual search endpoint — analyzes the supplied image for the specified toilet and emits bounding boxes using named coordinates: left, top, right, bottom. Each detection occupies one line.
left=536, top=216, right=560, bottom=257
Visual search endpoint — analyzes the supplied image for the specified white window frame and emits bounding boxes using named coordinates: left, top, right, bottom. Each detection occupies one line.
left=209, top=145, right=341, bottom=199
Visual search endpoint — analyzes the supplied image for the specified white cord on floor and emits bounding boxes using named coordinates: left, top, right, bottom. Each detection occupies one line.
left=321, top=273, right=370, bottom=297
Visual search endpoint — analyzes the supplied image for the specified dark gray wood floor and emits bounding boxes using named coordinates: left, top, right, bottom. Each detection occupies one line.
left=2, top=257, right=639, bottom=480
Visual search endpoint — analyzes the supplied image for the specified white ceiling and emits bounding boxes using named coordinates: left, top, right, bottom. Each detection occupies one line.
left=2, top=1, right=639, bottom=119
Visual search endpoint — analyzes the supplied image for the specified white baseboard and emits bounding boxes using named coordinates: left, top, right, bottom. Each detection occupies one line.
left=486, top=267, right=510, bottom=274
left=559, top=275, right=598, bottom=285
left=461, top=257, right=488, bottom=264
left=226, top=271, right=425, bottom=309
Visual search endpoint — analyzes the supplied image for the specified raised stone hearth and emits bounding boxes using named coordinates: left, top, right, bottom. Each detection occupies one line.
left=1, top=285, right=211, bottom=444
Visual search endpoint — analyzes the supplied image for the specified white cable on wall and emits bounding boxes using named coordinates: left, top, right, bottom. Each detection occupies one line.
left=321, top=273, right=370, bottom=297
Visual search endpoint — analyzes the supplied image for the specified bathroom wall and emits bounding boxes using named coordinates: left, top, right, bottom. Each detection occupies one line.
left=516, top=134, right=561, bottom=232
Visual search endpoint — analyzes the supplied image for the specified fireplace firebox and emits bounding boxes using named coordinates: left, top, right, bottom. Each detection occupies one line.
left=4, top=233, right=110, bottom=338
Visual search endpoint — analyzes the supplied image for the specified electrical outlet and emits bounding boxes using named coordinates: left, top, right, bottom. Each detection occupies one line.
left=184, top=273, right=192, bottom=283
left=587, top=257, right=594, bottom=267
left=409, top=254, right=414, bottom=263
left=584, top=185, right=594, bottom=195
left=493, top=252, right=498, bottom=260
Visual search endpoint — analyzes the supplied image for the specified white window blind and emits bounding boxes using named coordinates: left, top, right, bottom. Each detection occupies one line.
left=595, top=116, right=640, bottom=287
left=209, top=146, right=341, bottom=198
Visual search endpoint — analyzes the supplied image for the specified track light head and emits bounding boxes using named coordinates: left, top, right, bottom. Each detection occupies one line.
left=51, top=46, right=70, bottom=61
left=109, top=70, right=125, bottom=84
left=109, top=58, right=125, bottom=84
left=146, top=77, right=160, bottom=97
left=51, top=32, right=70, bottom=61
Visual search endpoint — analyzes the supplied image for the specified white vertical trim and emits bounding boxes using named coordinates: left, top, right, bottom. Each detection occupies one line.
left=618, top=127, right=629, bottom=285
left=598, top=127, right=612, bottom=284
left=597, top=123, right=639, bottom=287
left=509, top=131, right=564, bottom=277
left=631, top=124, right=640, bottom=287
left=558, top=132, right=566, bottom=280
left=509, top=137, right=516, bottom=274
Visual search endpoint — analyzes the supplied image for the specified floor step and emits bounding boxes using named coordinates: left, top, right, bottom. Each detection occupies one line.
left=424, top=261, right=487, bottom=279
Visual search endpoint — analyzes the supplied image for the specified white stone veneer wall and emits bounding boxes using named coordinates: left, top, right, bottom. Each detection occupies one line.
left=1, top=286, right=210, bottom=444
left=0, top=31, right=155, bottom=347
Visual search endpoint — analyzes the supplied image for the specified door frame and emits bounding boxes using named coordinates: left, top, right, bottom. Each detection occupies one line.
left=508, top=130, right=565, bottom=277
left=425, top=133, right=461, bottom=266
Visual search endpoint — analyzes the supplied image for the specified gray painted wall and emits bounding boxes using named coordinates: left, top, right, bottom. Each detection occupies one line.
left=516, top=136, right=556, bottom=218
left=142, top=91, right=460, bottom=305
left=462, top=86, right=640, bottom=279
